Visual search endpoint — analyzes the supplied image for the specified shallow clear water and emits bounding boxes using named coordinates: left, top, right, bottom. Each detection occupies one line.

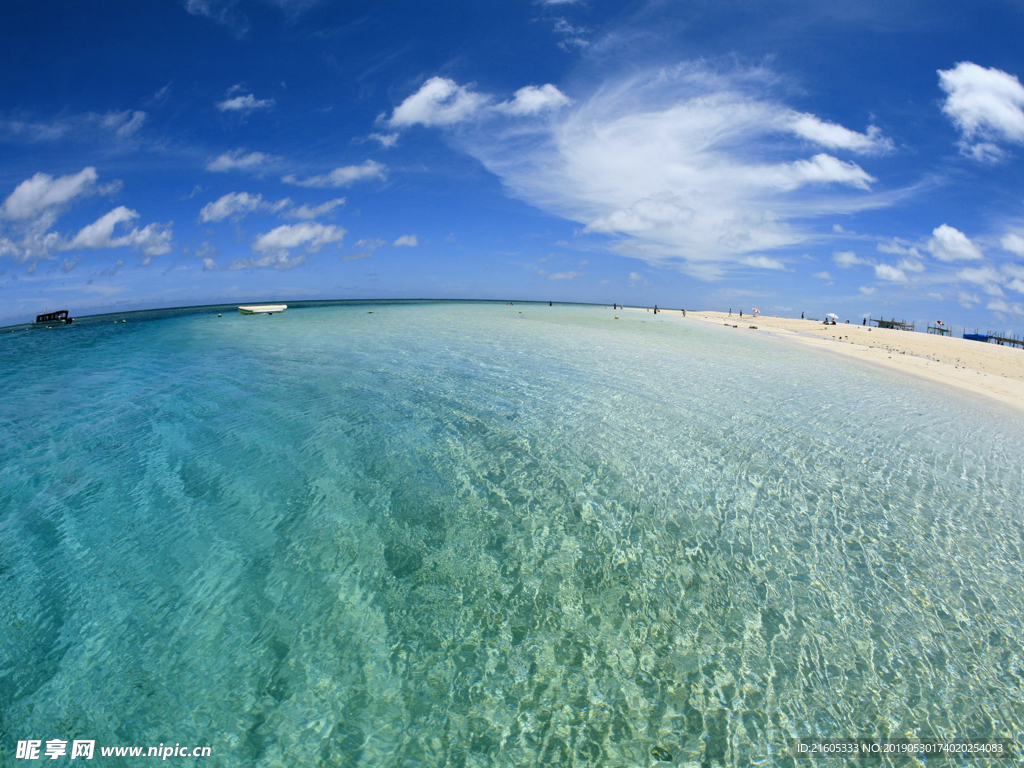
left=2, top=302, right=1023, bottom=767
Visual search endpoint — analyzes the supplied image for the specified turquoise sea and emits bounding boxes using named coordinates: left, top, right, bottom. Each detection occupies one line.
left=1, top=301, right=1023, bottom=766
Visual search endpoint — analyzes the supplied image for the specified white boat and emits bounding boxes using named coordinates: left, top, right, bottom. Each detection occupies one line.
left=238, top=304, right=287, bottom=315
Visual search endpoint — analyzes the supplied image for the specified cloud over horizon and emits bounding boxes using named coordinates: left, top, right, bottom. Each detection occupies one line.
left=414, top=63, right=892, bottom=276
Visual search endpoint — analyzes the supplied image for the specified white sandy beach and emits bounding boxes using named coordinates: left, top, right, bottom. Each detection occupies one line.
left=625, top=307, right=1024, bottom=414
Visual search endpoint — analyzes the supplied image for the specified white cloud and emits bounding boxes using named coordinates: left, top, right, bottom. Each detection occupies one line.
left=200, top=192, right=345, bottom=221
left=877, top=238, right=922, bottom=258
left=65, top=206, right=173, bottom=258
left=813, top=270, right=833, bottom=280
left=370, top=132, right=399, bottom=148
left=1003, top=263, right=1024, bottom=280
left=896, top=257, right=925, bottom=273
left=230, top=252, right=307, bottom=270
left=740, top=255, right=786, bottom=270
left=284, top=198, right=345, bottom=220
left=185, top=0, right=248, bottom=35
left=199, top=192, right=271, bottom=222
left=206, top=149, right=273, bottom=172
left=833, top=250, right=869, bottom=268
left=859, top=286, right=876, bottom=295
left=2, top=167, right=98, bottom=220
left=393, top=234, right=418, bottom=247
left=959, top=291, right=981, bottom=307
left=956, top=265, right=1004, bottom=295
left=388, top=77, right=490, bottom=128
left=102, top=110, right=147, bottom=138
left=874, top=263, right=907, bottom=282
left=252, top=222, right=345, bottom=254
left=628, top=271, right=648, bottom=286
left=497, top=85, right=571, bottom=116
left=66, top=206, right=138, bottom=249
left=282, top=160, right=386, bottom=188
left=1002, top=233, right=1024, bottom=257
left=548, top=270, right=583, bottom=279
left=938, top=62, right=1024, bottom=159
left=987, top=298, right=1024, bottom=316
left=387, top=78, right=569, bottom=128
left=217, top=93, right=275, bottom=113
left=787, top=114, right=892, bottom=154
left=776, top=154, right=875, bottom=191
left=442, top=63, right=891, bottom=272
left=1008, top=278, right=1024, bottom=295
left=584, top=196, right=695, bottom=235
left=927, top=224, right=983, bottom=262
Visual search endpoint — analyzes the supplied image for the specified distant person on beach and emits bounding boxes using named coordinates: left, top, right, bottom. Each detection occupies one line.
left=863, top=318, right=866, bottom=326
left=729, top=308, right=732, bottom=316
left=801, top=311, right=804, bottom=319
left=739, top=310, right=743, bottom=317
left=681, top=308, right=686, bottom=317
left=654, top=304, right=658, bottom=314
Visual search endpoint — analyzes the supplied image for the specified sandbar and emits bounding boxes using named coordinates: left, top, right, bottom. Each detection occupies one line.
left=626, top=307, right=1024, bottom=415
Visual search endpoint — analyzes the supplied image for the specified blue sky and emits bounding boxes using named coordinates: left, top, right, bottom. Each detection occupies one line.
left=2, top=0, right=1024, bottom=331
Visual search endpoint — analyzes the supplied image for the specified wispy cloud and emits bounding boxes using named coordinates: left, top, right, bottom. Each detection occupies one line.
left=740, top=255, right=787, bottom=270
left=184, top=0, right=249, bottom=36
left=284, top=198, right=346, bottom=219
left=423, top=62, right=889, bottom=276
left=199, top=192, right=283, bottom=222
left=101, top=110, right=147, bottom=137
left=206, top=148, right=274, bottom=172
left=787, top=114, right=892, bottom=154
left=282, top=160, right=386, bottom=188
left=216, top=91, right=275, bottom=114
left=1001, top=232, right=1024, bottom=257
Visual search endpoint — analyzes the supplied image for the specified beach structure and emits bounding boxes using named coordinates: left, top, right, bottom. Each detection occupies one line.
left=964, top=330, right=1024, bottom=348
left=870, top=317, right=914, bottom=331
left=988, top=333, right=1024, bottom=348
left=927, top=322, right=950, bottom=336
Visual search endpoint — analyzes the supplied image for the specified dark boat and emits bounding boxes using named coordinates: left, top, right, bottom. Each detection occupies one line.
left=35, top=310, right=73, bottom=325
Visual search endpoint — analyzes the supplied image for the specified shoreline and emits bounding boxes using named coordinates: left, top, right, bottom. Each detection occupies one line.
left=626, top=307, right=1024, bottom=415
